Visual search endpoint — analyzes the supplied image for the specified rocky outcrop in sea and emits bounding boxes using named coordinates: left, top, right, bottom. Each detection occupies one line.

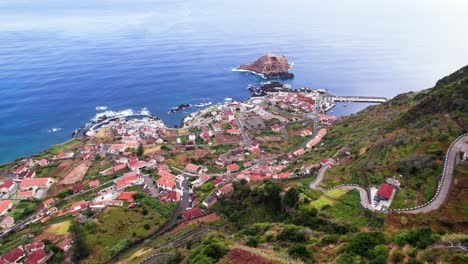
left=238, top=53, right=294, bottom=79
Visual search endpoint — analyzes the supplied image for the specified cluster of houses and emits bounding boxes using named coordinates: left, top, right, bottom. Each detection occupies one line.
left=267, top=92, right=317, bottom=113
left=0, top=243, right=49, bottom=264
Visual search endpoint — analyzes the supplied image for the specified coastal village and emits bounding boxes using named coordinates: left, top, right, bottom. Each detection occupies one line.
left=0, top=82, right=408, bottom=263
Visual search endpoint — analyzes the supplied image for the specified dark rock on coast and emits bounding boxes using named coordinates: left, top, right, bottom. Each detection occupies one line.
left=238, top=53, right=294, bottom=79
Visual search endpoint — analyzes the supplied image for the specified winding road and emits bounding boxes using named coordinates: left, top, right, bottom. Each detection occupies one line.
left=309, top=134, right=468, bottom=214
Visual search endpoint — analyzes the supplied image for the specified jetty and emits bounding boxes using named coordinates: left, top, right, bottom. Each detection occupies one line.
left=328, top=95, right=388, bottom=103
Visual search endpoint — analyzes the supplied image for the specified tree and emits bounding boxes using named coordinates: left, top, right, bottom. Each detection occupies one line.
left=344, top=232, right=386, bottom=258
left=288, top=245, right=313, bottom=262
left=70, top=221, right=90, bottom=261
left=392, top=250, right=404, bottom=263
left=284, top=187, right=300, bottom=208
left=137, top=144, right=144, bottom=156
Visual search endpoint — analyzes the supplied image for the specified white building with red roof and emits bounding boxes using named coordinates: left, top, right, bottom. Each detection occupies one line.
left=185, top=163, right=201, bottom=174
left=1, top=216, right=14, bottom=229
left=115, top=172, right=142, bottom=190
left=13, top=165, right=27, bottom=174
left=226, top=163, right=240, bottom=173
left=19, top=178, right=53, bottom=191
left=0, top=200, right=13, bottom=217
left=25, top=249, right=48, bottom=264
left=24, top=243, right=45, bottom=254
left=1, top=246, right=26, bottom=264
left=0, top=180, right=15, bottom=194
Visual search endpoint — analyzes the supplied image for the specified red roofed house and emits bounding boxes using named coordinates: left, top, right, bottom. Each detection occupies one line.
left=292, top=148, right=305, bottom=157
left=19, top=178, right=53, bottom=190
left=72, top=184, right=84, bottom=194
left=226, top=128, right=240, bottom=135
left=25, top=249, right=47, bottom=264
left=212, top=176, right=223, bottom=186
left=115, top=172, right=142, bottom=190
left=271, top=124, right=281, bottom=133
left=214, top=158, right=226, bottom=167
left=88, top=180, right=100, bottom=188
left=375, top=183, right=394, bottom=202
left=117, top=191, right=137, bottom=203
left=185, top=163, right=201, bottom=174
left=1, top=216, right=15, bottom=229
left=274, top=172, right=292, bottom=179
left=42, top=198, right=55, bottom=208
left=320, top=158, right=329, bottom=165
left=113, top=163, right=127, bottom=172
left=58, top=237, right=73, bottom=252
left=0, top=200, right=13, bottom=217
left=24, top=243, right=45, bottom=254
left=166, top=190, right=180, bottom=202
left=217, top=184, right=234, bottom=196
left=14, top=165, right=27, bottom=174
left=0, top=180, right=15, bottom=194
left=183, top=207, right=203, bottom=220
left=226, top=163, right=240, bottom=173
left=156, top=172, right=176, bottom=191
left=18, top=170, right=36, bottom=179
left=2, top=246, right=26, bottom=264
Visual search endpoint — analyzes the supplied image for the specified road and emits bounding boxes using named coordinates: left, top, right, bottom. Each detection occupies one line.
left=235, top=116, right=252, bottom=146
left=309, top=134, right=468, bottom=213
left=403, top=134, right=467, bottom=213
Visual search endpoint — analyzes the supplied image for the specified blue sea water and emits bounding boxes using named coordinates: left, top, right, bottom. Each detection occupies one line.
left=0, top=0, right=467, bottom=164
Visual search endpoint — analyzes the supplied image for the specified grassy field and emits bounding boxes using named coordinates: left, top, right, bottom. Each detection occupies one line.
left=47, top=220, right=71, bottom=235
left=322, top=190, right=372, bottom=227
left=309, top=189, right=347, bottom=210
left=34, top=138, right=80, bottom=158
left=84, top=205, right=170, bottom=262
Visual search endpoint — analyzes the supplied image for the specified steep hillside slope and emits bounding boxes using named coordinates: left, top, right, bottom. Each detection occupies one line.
left=319, top=65, right=468, bottom=209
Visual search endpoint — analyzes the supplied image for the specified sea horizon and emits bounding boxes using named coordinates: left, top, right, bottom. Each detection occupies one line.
left=1, top=0, right=468, bottom=164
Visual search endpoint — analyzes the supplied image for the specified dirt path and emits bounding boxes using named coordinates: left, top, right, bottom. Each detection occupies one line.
left=60, top=160, right=92, bottom=184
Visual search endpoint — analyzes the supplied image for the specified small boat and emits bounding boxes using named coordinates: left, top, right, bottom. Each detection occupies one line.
left=48, top=128, right=61, bottom=133
left=195, top=102, right=212, bottom=107
left=96, top=106, right=108, bottom=111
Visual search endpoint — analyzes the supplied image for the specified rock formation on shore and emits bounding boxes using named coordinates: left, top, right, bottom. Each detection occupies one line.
left=238, top=53, right=294, bottom=79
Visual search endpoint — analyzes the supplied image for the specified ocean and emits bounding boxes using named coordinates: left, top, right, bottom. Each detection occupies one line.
left=0, top=0, right=467, bottom=164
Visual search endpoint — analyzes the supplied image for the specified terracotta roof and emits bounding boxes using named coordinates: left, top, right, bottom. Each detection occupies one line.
left=113, top=163, right=127, bottom=171
left=19, top=178, right=51, bottom=189
left=1, top=216, right=14, bottom=225
left=0, top=180, right=14, bottom=190
left=14, top=165, right=26, bottom=174
left=25, top=249, right=47, bottom=264
left=2, top=246, right=25, bottom=263
left=117, top=191, right=137, bottom=203
left=43, top=198, right=55, bottom=207
left=212, top=177, right=223, bottom=185
left=116, top=173, right=139, bottom=189
left=18, top=170, right=35, bottom=179
left=183, top=207, right=203, bottom=220
left=185, top=163, right=200, bottom=172
left=72, top=184, right=84, bottom=193
left=218, top=184, right=234, bottom=194
left=376, top=183, right=394, bottom=199
left=227, top=163, right=240, bottom=172
left=25, top=242, right=45, bottom=252
left=88, top=180, right=100, bottom=188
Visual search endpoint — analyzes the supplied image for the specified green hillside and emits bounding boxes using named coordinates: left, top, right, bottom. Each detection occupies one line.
left=318, top=65, right=468, bottom=208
